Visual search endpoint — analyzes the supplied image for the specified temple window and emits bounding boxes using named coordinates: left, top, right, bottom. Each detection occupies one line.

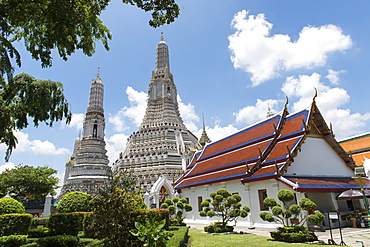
left=258, top=189, right=268, bottom=211
left=93, top=124, right=98, bottom=138
left=198, top=196, right=203, bottom=212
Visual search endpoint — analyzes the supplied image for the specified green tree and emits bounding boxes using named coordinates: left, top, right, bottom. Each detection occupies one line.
left=259, top=189, right=324, bottom=227
left=57, top=192, right=92, bottom=213
left=161, top=197, right=192, bottom=224
left=0, top=0, right=179, bottom=161
left=0, top=164, right=59, bottom=200
left=86, top=167, right=147, bottom=246
left=1, top=0, right=180, bottom=79
left=0, top=197, right=25, bottom=214
left=0, top=73, right=71, bottom=161
left=199, top=189, right=250, bottom=231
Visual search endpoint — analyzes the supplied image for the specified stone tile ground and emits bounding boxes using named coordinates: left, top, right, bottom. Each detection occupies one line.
left=187, top=223, right=370, bottom=247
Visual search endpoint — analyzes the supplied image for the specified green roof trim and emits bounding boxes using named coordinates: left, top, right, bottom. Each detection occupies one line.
left=339, top=132, right=370, bottom=144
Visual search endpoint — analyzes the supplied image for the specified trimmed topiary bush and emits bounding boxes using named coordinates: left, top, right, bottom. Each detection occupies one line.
left=161, top=198, right=192, bottom=226
left=270, top=227, right=318, bottom=243
left=36, top=235, right=79, bottom=247
left=199, top=189, right=250, bottom=233
left=0, top=213, right=32, bottom=236
left=204, top=222, right=234, bottom=233
left=78, top=238, right=104, bottom=246
left=0, top=235, right=27, bottom=247
left=27, top=227, right=50, bottom=238
left=57, top=191, right=92, bottom=213
left=47, top=213, right=81, bottom=236
left=0, top=198, right=25, bottom=215
left=29, top=217, right=49, bottom=229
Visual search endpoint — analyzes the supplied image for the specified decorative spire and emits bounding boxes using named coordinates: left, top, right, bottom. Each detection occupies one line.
left=202, top=112, right=206, bottom=130
left=97, top=67, right=101, bottom=78
left=198, top=113, right=211, bottom=149
left=266, top=104, right=274, bottom=118
left=87, top=72, right=104, bottom=116
left=156, top=33, right=170, bottom=72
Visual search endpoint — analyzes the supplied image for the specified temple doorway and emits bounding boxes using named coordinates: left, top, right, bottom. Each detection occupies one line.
left=159, top=185, right=170, bottom=205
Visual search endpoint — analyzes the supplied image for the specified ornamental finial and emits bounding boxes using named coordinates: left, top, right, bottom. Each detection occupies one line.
left=160, top=32, right=164, bottom=41
left=97, top=67, right=101, bottom=78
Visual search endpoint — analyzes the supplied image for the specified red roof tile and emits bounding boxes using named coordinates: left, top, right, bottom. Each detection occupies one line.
left=189, top=139, right=271, bottom=176
left=201, top=116, right=279, bottom=159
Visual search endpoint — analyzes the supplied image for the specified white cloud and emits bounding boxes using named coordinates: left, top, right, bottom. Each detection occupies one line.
left=108, top=111, right=128, bottom=132
left=1, top=131, right=70, bottom=156
left=281, top=73, right=370, bottom=139
left=0, top=162, right=15, bottom=173
left=105, top=133, right=129, bottom=164
left=61, top=113, right=84, bottom=130
left=233, top=99, right=280, bottom=125
left=228, top=10, right=352, bottom=86
left=30, top=140, right=70, bottom=156
left=109, top=86, right=147, bottom=130
left=178, top=95, right=200, bottom=133
left=326, top=69, right=346, bottom=85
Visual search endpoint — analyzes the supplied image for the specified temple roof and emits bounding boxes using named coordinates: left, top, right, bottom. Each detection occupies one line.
left=277, top=176, right=370, bottom=192
left=339, top=132, right=370, bottom=166
left=175, top=99, right=355, bottom=190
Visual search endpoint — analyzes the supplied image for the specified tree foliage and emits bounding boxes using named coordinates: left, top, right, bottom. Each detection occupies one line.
left=0, top=197, right=25, bottom=214
left=85, top=167, right=147, bottom=246
left=0, top=0, right=179, bottom=161
left=199, top=189, right=250, bottom=229
left=0, top=164, right=59, bottom=200
left=0, top=73, right=71, bottom=160
left=1, top=0, right=180, bottom=80
left=259, top=189, right=324, bottom=227
left=57, top=192, right=92, bottom=213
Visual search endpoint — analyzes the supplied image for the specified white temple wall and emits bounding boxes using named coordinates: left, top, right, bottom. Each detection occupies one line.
left=286, top=137, right=354, bottom=177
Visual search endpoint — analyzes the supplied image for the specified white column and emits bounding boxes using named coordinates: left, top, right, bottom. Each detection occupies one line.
left=144, top=192, right=150, bottom=209
left=42, top=193, right=52, bottom=218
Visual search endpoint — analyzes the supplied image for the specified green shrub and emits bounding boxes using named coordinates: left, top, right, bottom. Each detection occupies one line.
left=170, top=218, right=186, bottom=226
left=82, top=213, right=95, bottom=238
left=0, top=213, right=32, bottom=236
left=166, top=226, right=189, bottom=247
left=57, top=192, right=92, bottom=213
left=0, top=235, right=27, bottom=247
left=130, top=218, right=173, bottom=247
left=30, top=217, right=49, bottom=229
left=132, top=209, right=170, bottom=230
left=270, top=226, right=318, bottom=243
left=27, top=227, right=50, bottom=238
left=37, top=235, right=79, bottom=247
left=47, top=213, right=81, bottom=236
left=78, top=238, right=104, bottom=246
left=0, top=198, right=25, bottom=215
left=203, top=222, right=234, bottom=233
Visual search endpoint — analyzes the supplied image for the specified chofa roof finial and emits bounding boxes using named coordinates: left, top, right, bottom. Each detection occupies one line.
left=313, top=87, right=318, bottom=103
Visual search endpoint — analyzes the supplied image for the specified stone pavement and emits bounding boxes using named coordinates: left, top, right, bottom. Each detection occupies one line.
left=187, top=223, right=370, bottom=247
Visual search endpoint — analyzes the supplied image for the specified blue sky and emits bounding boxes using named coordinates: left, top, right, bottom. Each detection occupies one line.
left=1, top=1, right=370, bottom=192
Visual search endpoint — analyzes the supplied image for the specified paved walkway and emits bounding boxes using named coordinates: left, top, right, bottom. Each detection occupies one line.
left=187, top=223, right=370, bottom=247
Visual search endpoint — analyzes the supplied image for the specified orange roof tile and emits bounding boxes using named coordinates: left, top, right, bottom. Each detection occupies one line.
left=201, top=116, right=279, bottom=159
left=340, top=134, right=370, bottom=153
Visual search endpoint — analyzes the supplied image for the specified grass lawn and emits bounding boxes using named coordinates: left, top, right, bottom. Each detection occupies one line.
left=187, top=228, right=326, bottom=247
